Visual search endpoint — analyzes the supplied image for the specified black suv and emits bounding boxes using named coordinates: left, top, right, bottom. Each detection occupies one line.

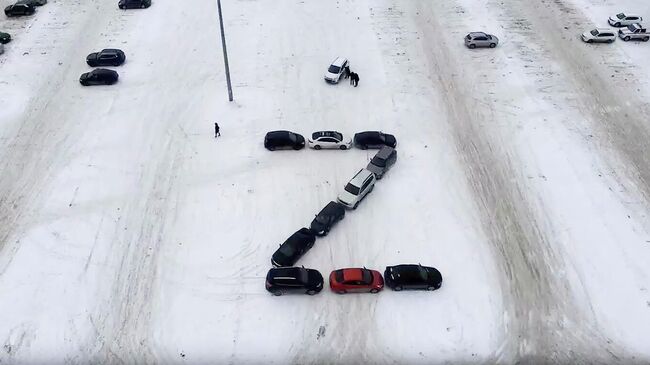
left=353, top=131, right=397, bottom=149
left=271, top=228, right=316, bottom=267
left=384, top=264, right=442, bottom=291
left=265, top=267, right=324, bottom=296
left=264, top=130, right=305, bottom=151
left=5, top=3, right=35, bottom=17
left=86, top=49, right=126, bottom=67
left=79, top=69, right=119, bottom=86
left=118, top=0, right=151, bottom=9
left=310, top=201, right=345, bottom=236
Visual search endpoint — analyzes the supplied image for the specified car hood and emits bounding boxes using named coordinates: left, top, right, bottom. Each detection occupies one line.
left=86, top=53, right=98, bottom=61
left=582, top=31, right=593, bottom=38
left=324, top=71, right=339, bottom=79
left=295, top=134, right=305, bottom=144
left=338, top=190, right=357, bottom=206
left=307, top=270, right=324, bottom=287
left=366, top=163, right=383, bottom=176
left=79, top=72, right=90, bottom=80
left=384, top=134, right=397, bottom=147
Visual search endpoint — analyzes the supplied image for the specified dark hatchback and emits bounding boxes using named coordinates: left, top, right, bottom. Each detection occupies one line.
left=118, top=0, right=151, bottom=9
left=353, top=131, right=397, bottom=149
left=4, top=3, right=35, bottom=17
left=271, top=228, right=316, bottom=267
left=264, top=130, right=305, bottom=151
left=265, top=267, right=324, bottom=296
left=79, top=68, right=119, bottom=86
left=310, top=201, right=345, bottom=236
left=384, top=264, right=442, bottom=291
left=87, top=49, right=126, bottom=67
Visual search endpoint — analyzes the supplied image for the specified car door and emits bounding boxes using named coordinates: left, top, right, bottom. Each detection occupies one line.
left=475, top=36, right=487, bottom=46
left=627, top=16, right=638, bottom=24
left=358, top=177, right=372, bottom=198
left=127, top=0, right=138, bottom=9
left=321, top=137, right=336, bottom=148
left=99, top=53, right=114, bottom=65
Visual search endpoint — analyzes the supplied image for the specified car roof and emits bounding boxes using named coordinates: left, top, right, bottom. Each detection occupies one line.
left=312, top=130, right=341, bottom=139
left=270, top=267, right=302, bottom=278
left=594, top=28, right=614, bottom=32
left=342, top=268, right=364, bottom=282
left=349, top=168, right=373, bottom=186
left=267, top=130, right=291, bottom=138
left=101, top=48, right=123, bottom=54
left=330, top=57, right=347, bottom=67
left=469, top=32, right=488, bottom=37
left=92, top=68, right=117, bottom=75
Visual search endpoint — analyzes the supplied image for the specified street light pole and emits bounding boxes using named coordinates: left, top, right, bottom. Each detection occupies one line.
left=217, top=0, right=233, bottom=102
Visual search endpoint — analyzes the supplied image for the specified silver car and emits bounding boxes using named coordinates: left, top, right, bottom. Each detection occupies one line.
left=366, top=146, right=397, bottom=180
left=337, top=169, right=376, bottom=209
left=465, top=32, right=499, bottom=49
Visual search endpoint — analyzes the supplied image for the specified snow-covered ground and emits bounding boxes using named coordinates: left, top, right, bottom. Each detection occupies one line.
left=1, top=0, right=650, bottom=363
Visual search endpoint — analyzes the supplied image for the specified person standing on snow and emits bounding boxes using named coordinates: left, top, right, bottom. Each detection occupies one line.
left=350, top=72, right=359, bottom=87
left=214, top=122, right=221, bottom=138
left=344, top=65, right=351, bottom=79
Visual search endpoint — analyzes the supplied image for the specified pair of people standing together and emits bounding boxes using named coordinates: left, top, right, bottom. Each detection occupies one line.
left=343, top=65, right=360, bottom=87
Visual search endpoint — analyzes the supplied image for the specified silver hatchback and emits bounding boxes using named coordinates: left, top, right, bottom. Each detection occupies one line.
left=465, top=32, right=499, bottom=49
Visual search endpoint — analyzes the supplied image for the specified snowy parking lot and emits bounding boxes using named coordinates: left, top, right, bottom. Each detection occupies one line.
left=2, top=0, right=650, bottom=363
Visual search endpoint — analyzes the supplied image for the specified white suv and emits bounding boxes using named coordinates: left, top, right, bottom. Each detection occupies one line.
left=337, top=169, right=376, bottom=209
left=581, top=28, right=616, bottom=43
left=608, top=13, right=643, bottom=27
left=324, top=57, right=349, bottom=84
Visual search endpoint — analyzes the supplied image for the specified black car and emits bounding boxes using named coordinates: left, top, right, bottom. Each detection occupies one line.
left=118, top=0, right=151, bottom=9
left=79, top=68, right=119, bottom=86
left=4, top=3, right=35, bottom=17
left=384, top=264, right=442, bottom=291
left=264, top=130, right=305, bottom=151
left=353, top=131, right=397, bottom=150
left=16, top=0, right=46, bottom=6
left=86, top=49, right=126, bottom=67
left=265, top=267, right=324, bottom=296
left=271, top=228, right=316, bottom=267
left=310, top=201, right=345, bottom=236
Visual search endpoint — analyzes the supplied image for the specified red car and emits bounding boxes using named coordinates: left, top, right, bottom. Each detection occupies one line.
left=329, top=267, right=384, bottom=294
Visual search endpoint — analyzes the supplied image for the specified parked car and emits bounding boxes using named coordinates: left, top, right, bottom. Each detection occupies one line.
left=384, top=264, right=443, bottom=291
left=15, top=0, right=46, bottom=6
left=310, top=201, right=345, bottom=236
left=464, top=32, right=499, bottom=49
left=324, top=57, right=349, bottom=84
left=79, top=68, right=119, bottom=86
left=118, top=0, right=151, bottom=9
left=366, top=146, right=397, bottom=180
left=271, top=228, right=316, bottom=267
left=608, top=13, right=643, bottom=27
left=581, top=28, right=616, bottom=43
left=353, top=131, right=397, bottom=150
left=264, top=130, right=305, bottom=151
left=618, top=23, right=649, bottom=41
left=337, top=168, right=376, bottom=209
left=265, top=267, right=324, bottom=296
left=4, top=3, right=35, bottom=17
left=329, top=267, right=384, bottom=294
left=0, top=32, right=11, bottom=44
left=308, top=131, right=352, bottom=150
left=86, top=49, right=126, bottom=67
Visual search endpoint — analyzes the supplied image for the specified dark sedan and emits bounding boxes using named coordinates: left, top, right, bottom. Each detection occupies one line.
left=353, top=131, right=397, bottom=149
left=264, top=130, right=305, bottom=151
left=118, top=0, right=151, bottom=9
left=86, top=49, right=126, bottom=67
left=384, top=264, right=442, bottom=291
left=265, top=267, right=324, bottom=296
left=5, top=3, right=35, bottom=17
left=79, top=69, right=119, bottom=86
left=310, top=201, right=345, bottom=236
left=271, top=228, right=316, bottom=267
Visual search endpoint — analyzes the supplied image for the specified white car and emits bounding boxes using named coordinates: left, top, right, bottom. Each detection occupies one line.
left=608, top=13, right=643, bottom=27
left=324, top=57, right=349, bottom=84
left=618, top=23, right=650, bottom=41
left=581, top=28, right=616, bottom=43
left=308, top=131, right=352, bottom=150
left=337, top=169, right=376, bottom=209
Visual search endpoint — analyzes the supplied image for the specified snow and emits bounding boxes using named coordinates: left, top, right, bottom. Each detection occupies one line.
left=1, top=0, right=650, bottom=363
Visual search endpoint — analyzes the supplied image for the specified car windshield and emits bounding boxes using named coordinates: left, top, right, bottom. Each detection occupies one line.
left=361, top=269, right=373, bottom=285
left=315, top=213, right=330, bottom=224
left=328, top=65, right=341, bottom=73
left=344, top=183, right=360, bottom=195
left=590, top=29, right=599, bottom=36
left=616, top=13, right=625, bottom=19
left=371, top=156, right=386, bottom=167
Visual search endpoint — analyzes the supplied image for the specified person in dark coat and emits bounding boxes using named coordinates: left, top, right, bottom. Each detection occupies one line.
left=214, top=122, right=221, bottom=138
left=350, top=72, right=359, bottom=87
left=343, top=65, right=351, bottom=79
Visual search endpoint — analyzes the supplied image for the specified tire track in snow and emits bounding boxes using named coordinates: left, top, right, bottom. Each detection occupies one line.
left=411, top=1, right=619, bottom=363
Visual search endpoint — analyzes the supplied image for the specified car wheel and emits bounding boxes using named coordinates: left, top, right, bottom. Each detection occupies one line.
left=427, top=286, right=437, bottom=291
left=489, top=43, right=496, bottom=48
left=339, top=145, right=347, bottom=150
left=586, top=39, right=593, bottom=43
left=394, top=286, right=403, bottom=291
left=624, top=36, right=631, bottom=41
left=608, top=39, right=614, bottom=43
left=306, top=290, right=317, bottom=295
left=615, top=22, right=621, bottom=27
left=267, top=146, right=275, bottom=151
left=314, top=145, right=321, bottom=150
left=292, top=145, right=302, bottom=150
left=337, top=290, right=346, bottom=295
left=370, top=288, right=379, bottom=294
left=644, top=37, right=649, bottom=42
left=468, top=44, right=476, bottom=49
left=353, top=201, right=359, bottom=210
left=272, top=291, right=282, bottom=296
